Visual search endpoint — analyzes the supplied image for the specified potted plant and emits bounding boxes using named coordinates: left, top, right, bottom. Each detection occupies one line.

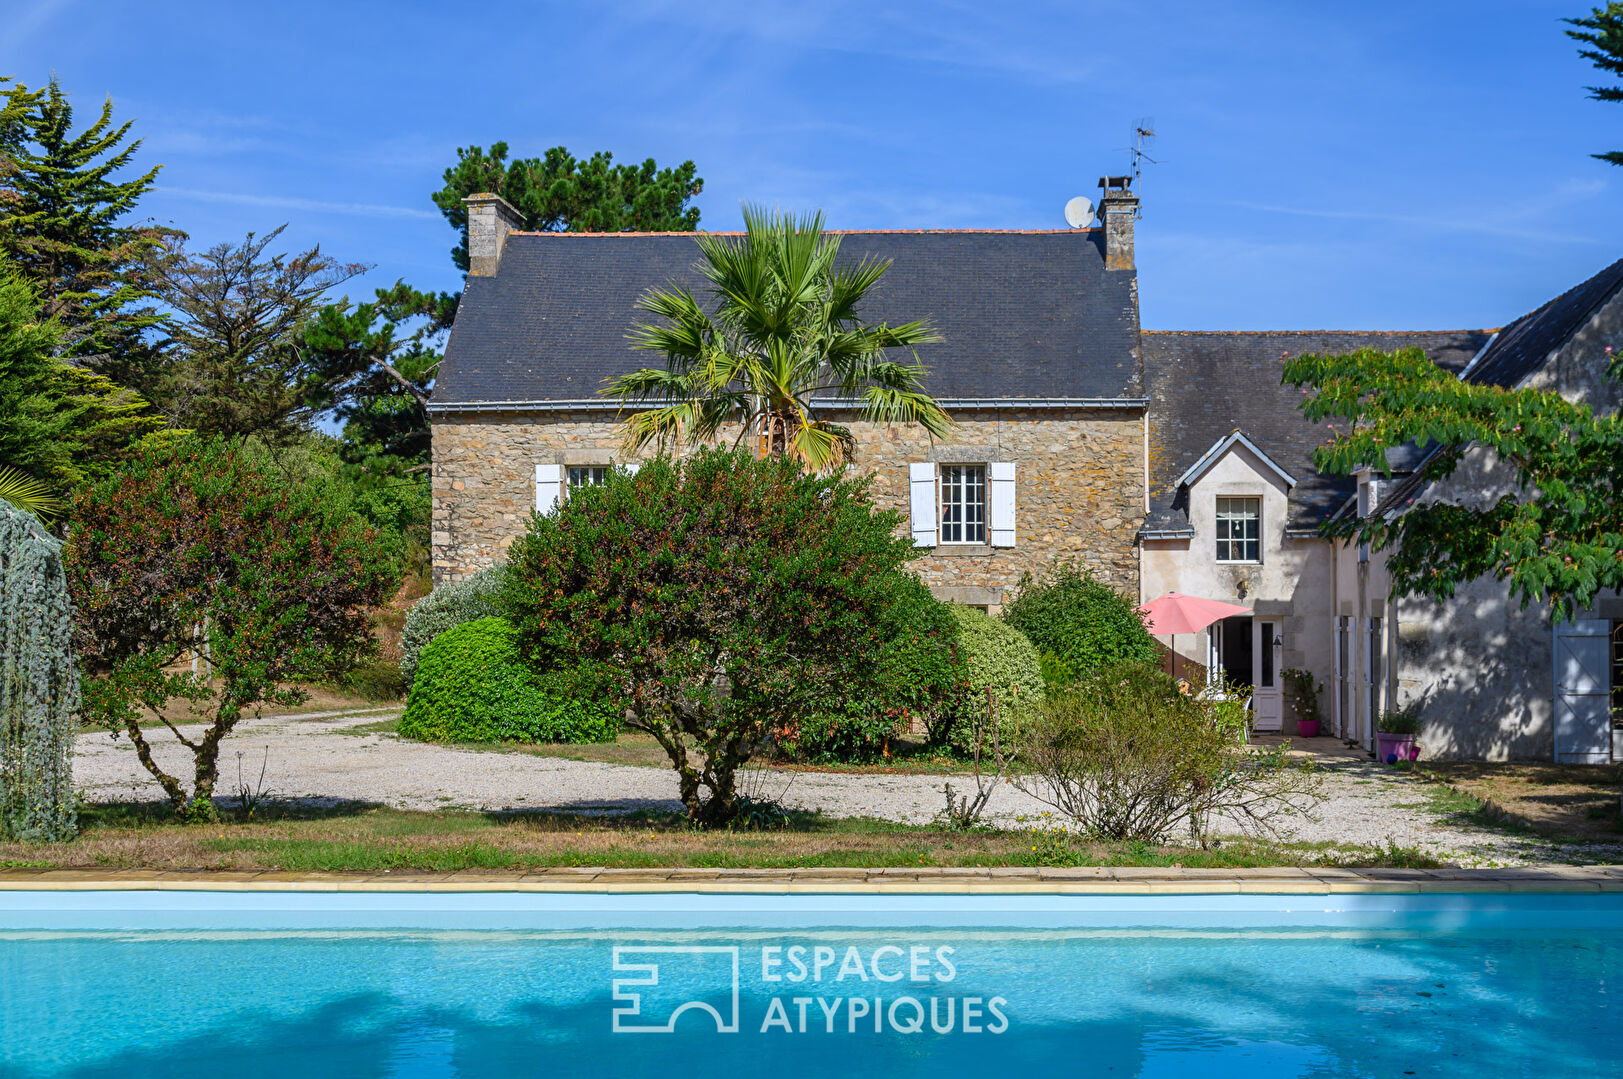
left=1376, top=704, right=1422, bottom=763
left=1282, top=668, right=1323, bottom=737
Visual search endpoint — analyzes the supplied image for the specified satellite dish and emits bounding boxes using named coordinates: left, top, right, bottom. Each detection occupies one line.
left=1063, top=196, right=1094, bottom=228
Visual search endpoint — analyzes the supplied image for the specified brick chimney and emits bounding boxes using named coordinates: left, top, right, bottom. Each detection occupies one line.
left=463, top=193, right=524, bottom=276
left=1097, top=175, right=1139, bottom=271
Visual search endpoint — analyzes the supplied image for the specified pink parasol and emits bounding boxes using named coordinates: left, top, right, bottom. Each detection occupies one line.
left=1136, top=592, right=1253, bottom=681
left=1136, top=591, right=1252, bottom=635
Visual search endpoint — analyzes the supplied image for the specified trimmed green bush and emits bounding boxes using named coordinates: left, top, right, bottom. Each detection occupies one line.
left=400, top=563, right=509, bottom=684
left=1002, top=564, right=1158, bottom=686
left=782, top=574, right=967, bottom=763
left=946, top=604, right=1045, bottom=756
left=399, top=617, right=619, bottom=744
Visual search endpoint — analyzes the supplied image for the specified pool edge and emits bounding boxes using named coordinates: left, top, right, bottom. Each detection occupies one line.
left=0, top=866, right=1619, bottom=895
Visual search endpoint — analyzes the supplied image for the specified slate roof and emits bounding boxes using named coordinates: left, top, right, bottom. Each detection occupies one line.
left=431, top=229, right=1143, bottom=410
left=1141, top=330, right=1493, bottom=535
left=1372, top=256, right=1623, bottom=516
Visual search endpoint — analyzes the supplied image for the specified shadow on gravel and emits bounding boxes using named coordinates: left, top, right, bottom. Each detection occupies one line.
left=81, top=797, right=388, bottom=827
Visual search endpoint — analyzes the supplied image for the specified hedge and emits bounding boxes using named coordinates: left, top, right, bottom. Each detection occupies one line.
left=945, top=604, right=1045, bottom=756
left=398, top=617, right=619, bottom=744
left=1001, top=564, right=1159, bottom=686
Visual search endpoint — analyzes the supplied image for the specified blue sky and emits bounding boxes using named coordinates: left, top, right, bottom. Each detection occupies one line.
left=6, top=0, right=1620, bottom=330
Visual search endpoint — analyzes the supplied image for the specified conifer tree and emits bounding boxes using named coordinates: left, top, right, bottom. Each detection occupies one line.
left=1568, top=3, right=1623, bottom=165
left=0, top=77, right=170, bottom=371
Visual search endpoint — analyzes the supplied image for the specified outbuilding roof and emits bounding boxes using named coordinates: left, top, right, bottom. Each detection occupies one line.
left=1140, top=330, right=1494, bottom=537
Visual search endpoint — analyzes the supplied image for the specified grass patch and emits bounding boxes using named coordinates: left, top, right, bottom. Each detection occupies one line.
left=1414, top=762, right=1623, bottom=845
left=2, top=804, right=1447, bottom=872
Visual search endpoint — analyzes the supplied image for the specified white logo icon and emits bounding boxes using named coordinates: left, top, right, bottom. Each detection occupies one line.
left=611, top=946, right=741, bottom=1034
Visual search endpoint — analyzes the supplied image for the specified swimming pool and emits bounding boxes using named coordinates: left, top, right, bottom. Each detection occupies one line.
left=2, top=890, right=1618, bottom=1078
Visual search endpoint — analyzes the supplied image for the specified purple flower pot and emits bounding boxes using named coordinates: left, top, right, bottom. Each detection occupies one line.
left=1296, top=719, right=1320, bottom=738
left=1376, top=732, right=1417, bottom=763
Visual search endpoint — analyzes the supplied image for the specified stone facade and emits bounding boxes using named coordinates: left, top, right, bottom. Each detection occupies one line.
left=431, top=407, right=1147, bottom=603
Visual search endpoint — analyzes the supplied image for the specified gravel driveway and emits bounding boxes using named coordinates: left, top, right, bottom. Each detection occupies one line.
left=72, top=707, right=1613, bottom=866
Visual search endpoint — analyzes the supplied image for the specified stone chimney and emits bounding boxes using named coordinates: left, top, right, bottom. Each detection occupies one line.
left=463, top=193, right=525, bottom=276
left=1097, top=175, right=1139, bottom=271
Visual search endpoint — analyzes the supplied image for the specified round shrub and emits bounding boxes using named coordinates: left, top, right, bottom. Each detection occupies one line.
left=400, top=563, right=510, bottom=684
left=946, top=604, right=1045, bottom=756
left=1001, top=564, right=1158, bottom=686
left=781, top=574, right=967, bottom=763
left=399, top=617, right=620, bottom=744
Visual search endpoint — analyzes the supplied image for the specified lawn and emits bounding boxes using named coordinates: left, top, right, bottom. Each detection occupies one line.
left=0, top=802, right=1444, bottom=872
left=1417, top=762, right=1623, bottom=843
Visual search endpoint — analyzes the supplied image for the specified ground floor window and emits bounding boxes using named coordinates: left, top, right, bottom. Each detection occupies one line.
left=939, top=465, right=987, bottom=544
left=567, top=465, right=610, bottom=488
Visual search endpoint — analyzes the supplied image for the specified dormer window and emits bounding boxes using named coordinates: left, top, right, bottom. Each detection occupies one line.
left=1215, top=497, right=1261, bottom=563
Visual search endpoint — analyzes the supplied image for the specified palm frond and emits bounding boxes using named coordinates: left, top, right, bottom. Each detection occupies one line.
left=0, top=466, right=62, bottom=523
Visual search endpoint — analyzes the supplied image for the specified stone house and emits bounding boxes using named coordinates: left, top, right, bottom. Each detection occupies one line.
left=429, top=179, right=1623, bottom=762
left=430, top=182, right=1151, bottom=611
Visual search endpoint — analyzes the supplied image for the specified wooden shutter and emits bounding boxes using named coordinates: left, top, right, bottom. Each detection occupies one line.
left=989, top=461, right=1016, bottom=547
left=908, top=462, right=937, bottom=547
left=1554, top=619, right=1611, bottom=763
left=535, top=463, right=563, bottom=513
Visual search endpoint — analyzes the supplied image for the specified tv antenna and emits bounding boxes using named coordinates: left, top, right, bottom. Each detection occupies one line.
left=1122, top=118, right=1157, bottom=214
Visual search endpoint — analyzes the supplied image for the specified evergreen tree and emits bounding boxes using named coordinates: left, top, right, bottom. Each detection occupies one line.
left=0, top=77, right=170, bottom=371
left=0, top=259, right=163, bottom=506
left=302, top=281, right=456, bottom=462
left=1568, top=3, right=1623, bottom=165
left=431, top=143, right=702, bottom=272
left=144, top=225, right=364, bottom=440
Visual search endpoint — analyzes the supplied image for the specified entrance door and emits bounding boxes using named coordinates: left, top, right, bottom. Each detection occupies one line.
left=1252, top=619, right=1283, bottom=731
left=1554, top=619, right=1611, bottom=764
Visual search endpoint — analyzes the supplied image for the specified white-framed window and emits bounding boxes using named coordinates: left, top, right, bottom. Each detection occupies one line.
left=1215, top=496, right=1261, bottom=563
left=939, top=464, right=987, bottom=544
left=567, top=465, right=610, bottom=488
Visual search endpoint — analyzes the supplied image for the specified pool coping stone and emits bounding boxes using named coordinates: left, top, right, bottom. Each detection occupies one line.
left=0, top=866, right=1619, bottom=894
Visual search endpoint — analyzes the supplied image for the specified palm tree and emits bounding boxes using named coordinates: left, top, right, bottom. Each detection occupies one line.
left=605, top=206, right=952, bottom=469
left=0, top=466, right=61, bottom=522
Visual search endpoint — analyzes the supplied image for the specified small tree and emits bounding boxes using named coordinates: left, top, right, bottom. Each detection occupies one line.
left=67, top=438, right=396, bottom=819
left=504, top=447, right=921, bottom=826
left=0, top=502, right=77, bottom=841
left=1017, top=663, right=1321, bottom=846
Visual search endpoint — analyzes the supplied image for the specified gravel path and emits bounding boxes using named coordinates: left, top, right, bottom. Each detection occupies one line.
left=72, top=708, right=1615, bottom=866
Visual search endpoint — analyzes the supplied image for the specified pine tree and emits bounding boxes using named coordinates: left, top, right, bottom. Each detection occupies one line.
left=431, top=143, right=702, bottom=272
left=0, top=77, right=170, bottom=368
left=1568, top=3, right=1623, bottom=165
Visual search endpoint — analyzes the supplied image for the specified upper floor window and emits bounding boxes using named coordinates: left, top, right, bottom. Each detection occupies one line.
left=1215, top=496, right=1261, bottom=563
left=939, top=465, right=987, bottom=544
left=568, top=465, right=610, bottom=488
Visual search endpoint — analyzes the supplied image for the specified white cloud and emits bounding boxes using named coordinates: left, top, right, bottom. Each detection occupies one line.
left=152, top=186, right=439, bottom=221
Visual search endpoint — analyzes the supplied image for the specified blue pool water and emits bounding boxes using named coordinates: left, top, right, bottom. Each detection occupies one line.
left=1, top=891, right=1618, bottom=1078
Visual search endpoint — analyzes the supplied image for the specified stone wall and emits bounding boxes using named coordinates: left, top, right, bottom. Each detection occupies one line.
left=431, top=408, right=1147, bottom=603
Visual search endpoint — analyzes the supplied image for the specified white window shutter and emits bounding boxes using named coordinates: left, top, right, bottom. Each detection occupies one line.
left=535, top=463, right=563, bottom=513
left=908, top=462, right=937, bottom=547
left=989, top=461, right=1016, bottom=547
